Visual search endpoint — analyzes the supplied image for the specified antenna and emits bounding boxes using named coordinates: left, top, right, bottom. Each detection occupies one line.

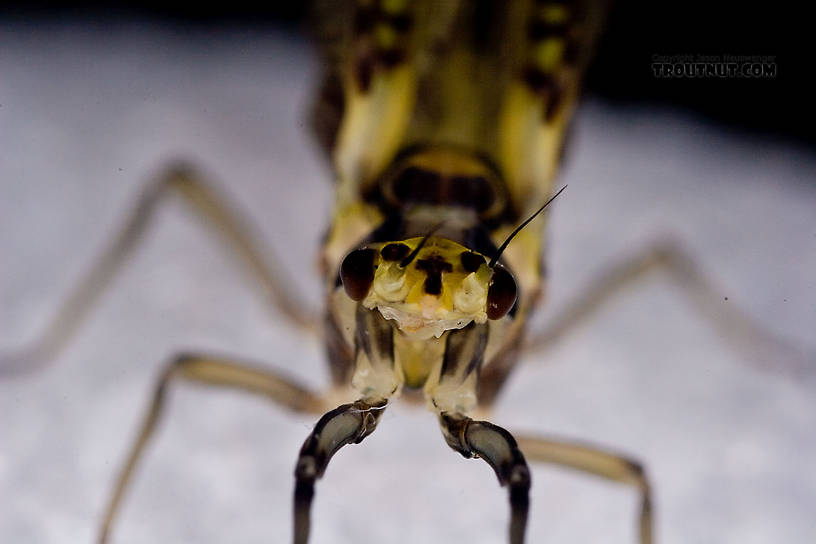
left=400, top=222, right=444, bottom=268
left=489, top=185, right=567, bottom=268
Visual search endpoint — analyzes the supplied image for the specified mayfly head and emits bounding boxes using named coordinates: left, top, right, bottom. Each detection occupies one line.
left=340, top=236, right=517, bottom=339
left=339, top=187, right=566, bottom=338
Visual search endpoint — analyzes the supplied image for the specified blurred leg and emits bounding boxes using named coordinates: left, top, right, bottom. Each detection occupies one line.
left=99, top=352, right=327, bottom=544
left=515, top=434, right=653, bottom=544
left=1, top=162, right=314, bottom=376
left=527, top=237, right=812, bottom=377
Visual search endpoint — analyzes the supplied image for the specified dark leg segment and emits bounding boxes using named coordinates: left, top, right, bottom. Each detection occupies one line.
left=98, top=352, right=327, bottom=544
left=440, top=414, right=532, bottom=544
left=515, top=434, right=653, bottom=544
left=293, top=398, right=387, bottom=544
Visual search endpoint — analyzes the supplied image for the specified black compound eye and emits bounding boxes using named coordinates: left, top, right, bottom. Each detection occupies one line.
left=459, top=251, right=486, bottom=273
left=380, top=243, right=411, bottom=262
left=486, top=266, right=517, bottom=320
left=340, top=248, right=377, bottom=301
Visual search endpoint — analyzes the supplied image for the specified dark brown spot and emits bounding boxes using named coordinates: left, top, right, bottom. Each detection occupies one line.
left=527, top=19, right=569, bottom=40
left=441, top=322, right=487, bottom=378
left=448, top=176, right=495, bottom=211
left=460, top=251, right=486, bottom=273
left=377, top=47, right=405, bottom=68
left=310, top=72, right=345, bottom=154
left=390, top=166, right=496, bottom=213
left=381, top=243, right=411, bottom=262
left=393, top=166, right=442, bottom=204
left=353, top=6, right=377, bottom=35
left=424, top=276, right=442, bottom=296
left=623, top=459, right=646, bottom=478
left=386, top=13, right=413, bottom=33
left=487, top=266, right=517, bottom=319
left=355, top=303, right=394, bottom=364
left=340, top=248, right=377, bottom=301
left=521, top=65, right=556, bottom=94
left=522, top=66, right=565, bottom=122
left=416, top=255, right=453, bottom=296
left=544, top=80, right=565, bottom=122
left=354, top=52, right=375, bottom=92
left=325, top=311, right=354, bottom=384
left=563, top=39, right=581, bottom=65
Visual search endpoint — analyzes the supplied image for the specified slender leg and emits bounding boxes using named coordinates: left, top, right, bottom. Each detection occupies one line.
left=526, top=237, right=813, bottom=377
left=98, top=352, right=328, bottom=544
left=439, top=413, right=532, bottom=544
left=293, top=397, right=388, bottom=544
left=514, top=434, right=653, bottom=544
left=1, top=162, right=314, bottom=377
left=289, top=305, right=397, bottom=542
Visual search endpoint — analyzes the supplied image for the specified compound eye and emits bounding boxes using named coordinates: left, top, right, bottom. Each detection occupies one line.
left=340, top=248, right=377, bottom=301
left=486, top=265, right=517, bottom=319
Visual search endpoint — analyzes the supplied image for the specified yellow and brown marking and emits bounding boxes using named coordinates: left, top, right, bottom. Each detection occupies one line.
left=520, top=1, right=584, bottom=121
left=379, top=147, right=509, bottom=220
left=352, top=0, right=414, bottom=92
left=415, top=254, right=453, bottom=295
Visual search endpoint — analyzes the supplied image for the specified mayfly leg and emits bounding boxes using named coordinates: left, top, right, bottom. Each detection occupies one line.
left=293, top=398, right=388, bottom=544
left=97, top=352, right=330, bottom=544
left=439, top=414, right=532, bottom=544
left=293, top=305, right=399, bottom=544
left=514, top=434, right=653, bottom=544
left=0, top=162, right=316, bottom=377
left=524, top=237, right=815, bottom=378
left=425, top=322, right=533, bottom=544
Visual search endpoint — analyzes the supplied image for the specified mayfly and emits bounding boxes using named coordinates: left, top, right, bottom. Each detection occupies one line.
left=6, top=1, right=808, bottom=543
left=2, top=1, right=640, bottom=542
